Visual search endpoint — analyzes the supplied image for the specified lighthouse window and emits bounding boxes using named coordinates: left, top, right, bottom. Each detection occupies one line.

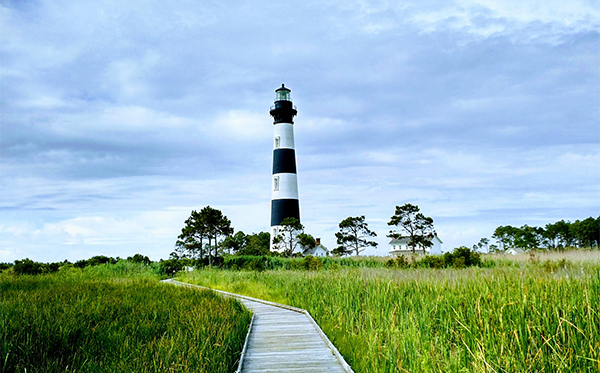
left=276, top=90, right=291, bottom=101
left=273, top=176, right=279, bottom=191
left=274, top=137, right=280, bottom=149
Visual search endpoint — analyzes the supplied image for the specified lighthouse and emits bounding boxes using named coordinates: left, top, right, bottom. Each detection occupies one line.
left=269, top=84, right=300, bottom=252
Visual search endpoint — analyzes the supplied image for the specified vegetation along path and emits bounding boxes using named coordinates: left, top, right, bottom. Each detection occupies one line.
left=162, top=279, right=352, bottom=373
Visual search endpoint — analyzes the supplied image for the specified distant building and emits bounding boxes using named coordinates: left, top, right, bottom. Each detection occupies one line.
left=505, top=247, right=525, bottom=255
left=303, top=238, right=329, bottom=257
left=389, top=233, right=443, bottom=256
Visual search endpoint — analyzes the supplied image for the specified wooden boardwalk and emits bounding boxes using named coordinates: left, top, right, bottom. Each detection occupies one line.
left=162, top=279, right=352, bottom=373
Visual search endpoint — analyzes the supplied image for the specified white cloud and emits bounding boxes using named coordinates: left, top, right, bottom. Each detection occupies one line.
left=212, top=110, right=271, bottom=141
left=408, top=0, right=599, bottom=40
left=0, top=210, right=188, bottom=262
left=101, top=51, right=163, bottom=99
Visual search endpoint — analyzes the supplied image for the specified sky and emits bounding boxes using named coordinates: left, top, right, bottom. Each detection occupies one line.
left=1, top=0, right=599, bottom=262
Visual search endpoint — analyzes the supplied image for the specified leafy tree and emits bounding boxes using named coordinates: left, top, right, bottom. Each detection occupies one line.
left=544, top=222, right=561, bottom=249
left=335, top=215, right=378, bottom=256
left=221, top=231, right=249, bottom=254
left=13, top=258, right=43, bottom=275
left=272, top=217, right=304, bottom=257
left=127, top=254, right=151, bottom=265
left=72, top=255, right=117, bottom=268
left=239, top=232, right=271, bottom=256
left=0, top=262, right=12, bottom=273
left=513, top=225, right=543, bottom=250
left=209, top=207, right=233, bottom=262
left=492, top=225, right=518, bottom=251
left=475, top=238, right=489, bottom=252
left=176, top=206, right=233, bottom=265
left=331, top=246, right=351, bottom=257
left=387, top=204, right=434, bottom=254
left=571, top=217, right=600, bottom=249
left=158, top=258, right=184, bottom=277
left=443, top=246, right=481, bottom=268
left=200, top=206, right=233, bottom=265
left=595, top=216, right=600, bottom=249
left=175, top=210, right=207, bottom=259
left=553, top=220, right=575, bottom=248
left=13, top=259, right=62, bottom=275
left=297, top=233, right=316, bottom=251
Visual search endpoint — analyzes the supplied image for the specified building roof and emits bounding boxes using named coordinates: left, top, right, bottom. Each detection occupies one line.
left=303, top=244, right=328, bottom=255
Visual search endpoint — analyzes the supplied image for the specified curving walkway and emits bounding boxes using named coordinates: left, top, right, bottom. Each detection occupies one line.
left=162, top=279, right=352, bottom=373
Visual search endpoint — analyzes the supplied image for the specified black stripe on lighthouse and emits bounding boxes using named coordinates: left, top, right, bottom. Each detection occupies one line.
left=271, top=199, right=300, bottom=226
left=272, top=149, right=297, bottom=174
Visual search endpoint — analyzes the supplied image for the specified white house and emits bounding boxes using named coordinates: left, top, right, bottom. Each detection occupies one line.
left=389, top=233, right=444, bottom=256
left=303, top=238, right=329, bottom=257
left=505, top=247, right=525, bottom=255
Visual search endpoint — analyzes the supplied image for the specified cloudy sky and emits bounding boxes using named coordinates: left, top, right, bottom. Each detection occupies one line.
left=1, top=0, right=599, bottom=262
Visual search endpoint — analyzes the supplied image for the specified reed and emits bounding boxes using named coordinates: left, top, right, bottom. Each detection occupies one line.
left=180, top=259, right=600, bottom=372
left=0, top=262, right=251, bottom=373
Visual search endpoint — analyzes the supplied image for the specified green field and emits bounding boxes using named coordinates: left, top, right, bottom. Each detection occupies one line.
left=0, top=261, right=251, bottom=373
left=179, top=254, right=600, bottom=373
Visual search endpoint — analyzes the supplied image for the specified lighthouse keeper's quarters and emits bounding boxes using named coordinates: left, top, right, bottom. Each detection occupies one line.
left=389, top=233, right=444, bottom=256
left=303, top=238, right=329, bottom=257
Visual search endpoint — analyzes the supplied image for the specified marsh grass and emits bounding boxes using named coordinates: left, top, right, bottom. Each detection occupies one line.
left=0, top=262, right=251, bottom=373
left=180, top=259, right=600, bottom=372
left=490, top=249, right=600, bottom=265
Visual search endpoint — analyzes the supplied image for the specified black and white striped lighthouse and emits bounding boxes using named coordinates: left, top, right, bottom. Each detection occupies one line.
left=269, top=84, right=300, bottom=251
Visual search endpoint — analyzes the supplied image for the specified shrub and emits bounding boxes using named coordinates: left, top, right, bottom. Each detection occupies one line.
left=0, top=262, right=13, bottom=273
left=158, top=258, right=184, bottom=277
left=247, top=258, right=266, bottom=272
left=451, top=256, right=465, bottom=268
left=86, top=255, right=117, bottom=266
left=541, top=258, right=572, bottom=273
left=73, top=256, right=118, bottom=269
left=301, top=256, right=323, bottom=271
left=127, top=254, right=151, bottom=265
left=395, top=255, right=410, bottom=268
left=74, top=259, right=88, bottom=269
left=385, top=256, right=410, bottom=269
left=443, top=246, right=481, bottom=268
left=13, top=258, right=43, bottom=275
left=45, top=262, right=60, bottom=273
left=418, top=255, right=446, bottom=269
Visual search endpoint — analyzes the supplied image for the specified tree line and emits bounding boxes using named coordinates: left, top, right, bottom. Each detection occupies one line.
left=174, top=203, right=439, bottom=259
left=1, top=254, right=153, bottom=275
left=481, top=217, right=600, bottom=252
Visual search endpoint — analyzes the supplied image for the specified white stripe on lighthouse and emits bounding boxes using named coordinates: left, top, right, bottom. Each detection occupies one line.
left=272, top=173, right=299, bottom=200
left=274, top=123, right=295, bottom=149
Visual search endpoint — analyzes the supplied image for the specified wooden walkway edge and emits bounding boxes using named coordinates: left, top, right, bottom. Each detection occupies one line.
left=162, top=279, right=354, bottom=373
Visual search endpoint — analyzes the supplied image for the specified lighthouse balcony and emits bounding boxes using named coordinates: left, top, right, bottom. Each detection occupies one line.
left=269, top=101, right=298, bottom=124
left=270, top=102, right=297, bottom=112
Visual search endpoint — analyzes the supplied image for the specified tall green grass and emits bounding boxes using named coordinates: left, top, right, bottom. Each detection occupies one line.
left=1, top=262, right=251, bottom=373
left=180, top=262, right=600, bottom=372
